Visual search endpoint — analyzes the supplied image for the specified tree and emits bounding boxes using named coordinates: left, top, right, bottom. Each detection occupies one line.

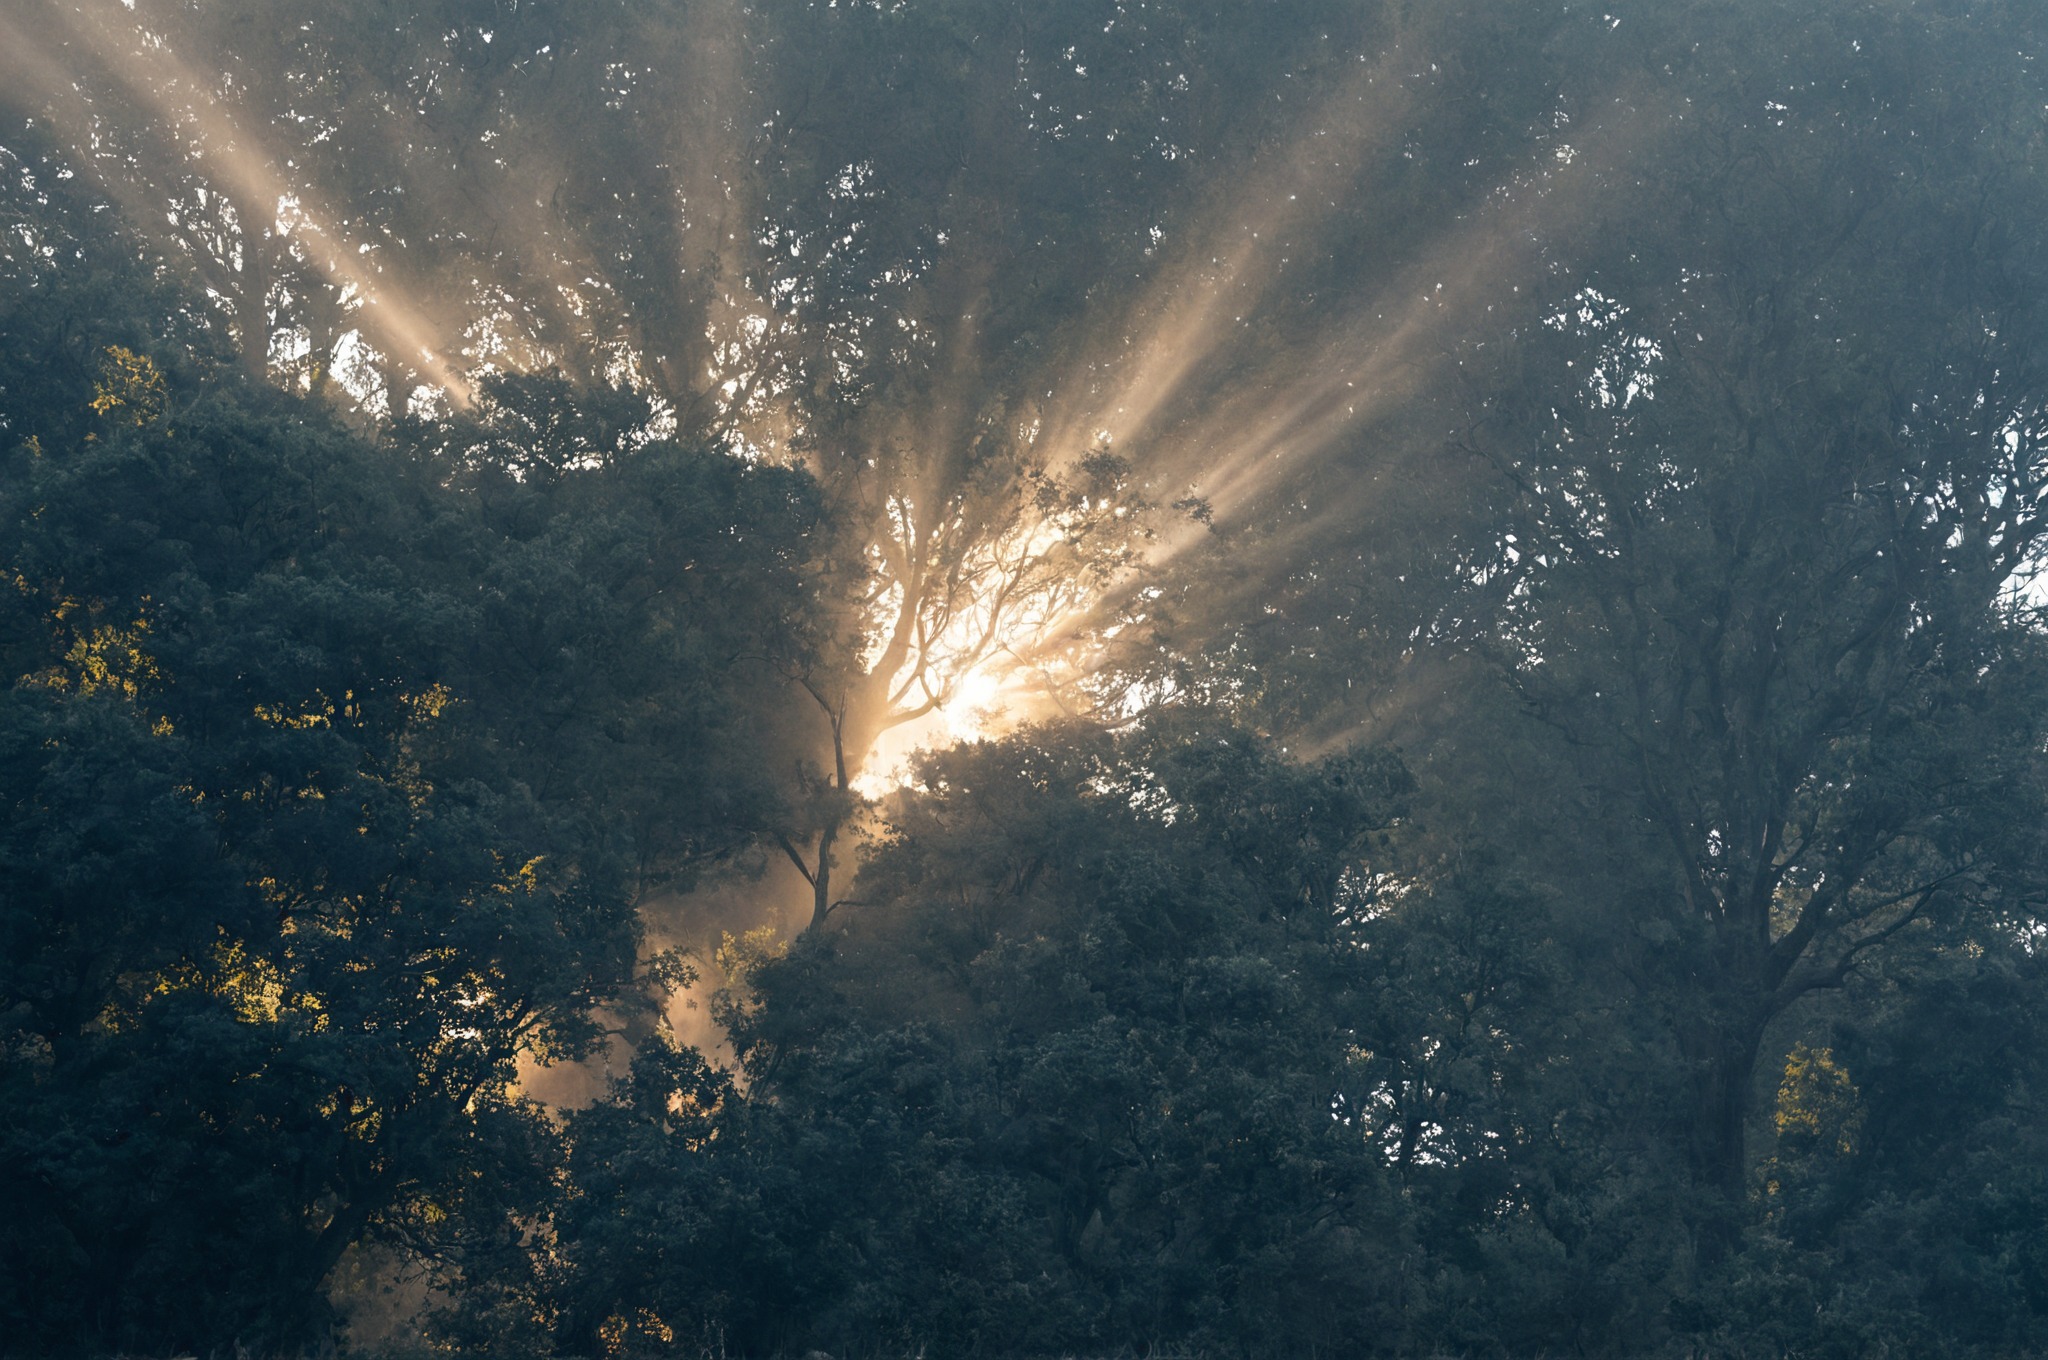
left=390, top=367, right=832, bottom=897
left=1442, top=0, right=2048, bottom=1210
left=0, top=178, right=828, bottom=1350
left=536, top=716, right=1415, bottom=1358
left=7, top=0, right=1474, bottom=935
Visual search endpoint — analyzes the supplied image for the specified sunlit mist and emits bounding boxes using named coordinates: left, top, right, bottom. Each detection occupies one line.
left=4, top=2, right=470, bottom=404
left=5, top=0, right=1651, bottom=783
left=878, top=102, right=1660, bottom=749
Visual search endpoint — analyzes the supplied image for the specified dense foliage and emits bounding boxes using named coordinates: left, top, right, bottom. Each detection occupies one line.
left=0, top=159, right=824, bottom=1353
left=6, top=1, right=2048, bottom=1357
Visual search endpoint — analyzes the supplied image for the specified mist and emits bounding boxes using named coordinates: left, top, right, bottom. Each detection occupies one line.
left=7, top=1, right=2048, bottom=1357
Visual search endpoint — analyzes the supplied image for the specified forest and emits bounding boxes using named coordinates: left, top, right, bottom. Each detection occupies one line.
left=4, top=0, right=2048, bottom=1356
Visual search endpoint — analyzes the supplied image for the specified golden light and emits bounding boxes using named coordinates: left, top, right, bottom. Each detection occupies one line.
left=6, top=0, right=1657, bottom=786
left=19, top=2, right=476, bottom=404
left=1035, top=51, right=1421, bottom=472
left=840, top=83, right=1667, bottom=772
left=3, top=0, right=775, bottom=415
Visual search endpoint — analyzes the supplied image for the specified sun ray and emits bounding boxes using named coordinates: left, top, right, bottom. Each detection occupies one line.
left=1035, top=48, right=1422, bottom=472
left=6, top=1, right=470, bottom=403
left=919, top=87, right=1669, bottom=741
left=1134, top=86, right=1666, bottom=572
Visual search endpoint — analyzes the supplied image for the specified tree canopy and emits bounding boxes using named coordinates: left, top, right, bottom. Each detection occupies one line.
left=6, top=1, right=2048, bottom=1357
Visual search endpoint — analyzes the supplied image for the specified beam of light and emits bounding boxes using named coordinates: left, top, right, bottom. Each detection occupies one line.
left=823, top=104, right=1443, bottom=773
left=960, top=58, right=1511, bottom=711
left=843, top=389, right=1127, bottom=788
left=5, top=0, right=1662, bottom=777
left=7, top=0, right=787, bottom=427
left=428, top=0, right=765, bottom=394
left=935, top=90, right=1670, bottom=741
left=404, top=128, right=618, bottom=380
left=1143, top=100, right=1659, bottom=571
left=600, top=0, right=824, bottom=462
left=1165, top=95, right=1669, bottom=582
left=849, top=534, right=1087, bottom=796
left=3, top=1, right=471, bottom=404
left=0, top=10, right=204, bottom=255
left=1034, top=50, right=1422, bottom=475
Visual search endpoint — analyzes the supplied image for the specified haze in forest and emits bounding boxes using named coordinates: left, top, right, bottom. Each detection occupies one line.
left=6, top=2, right=2048, bottom=1358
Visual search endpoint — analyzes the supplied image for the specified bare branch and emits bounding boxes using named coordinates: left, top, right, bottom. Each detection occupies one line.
left=772, top=832, right=817, bottom=886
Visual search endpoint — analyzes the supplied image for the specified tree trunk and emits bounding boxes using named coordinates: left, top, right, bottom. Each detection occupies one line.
left=793, top=685, right=859, bottom=935
left=240, top=226, right=272, bottom=385
left=1683, top=1014, right=1768, bottom=1259
left=1694, top=1041, right=1755, bottom=1196
left=809, top=815, right=839, bottom=932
